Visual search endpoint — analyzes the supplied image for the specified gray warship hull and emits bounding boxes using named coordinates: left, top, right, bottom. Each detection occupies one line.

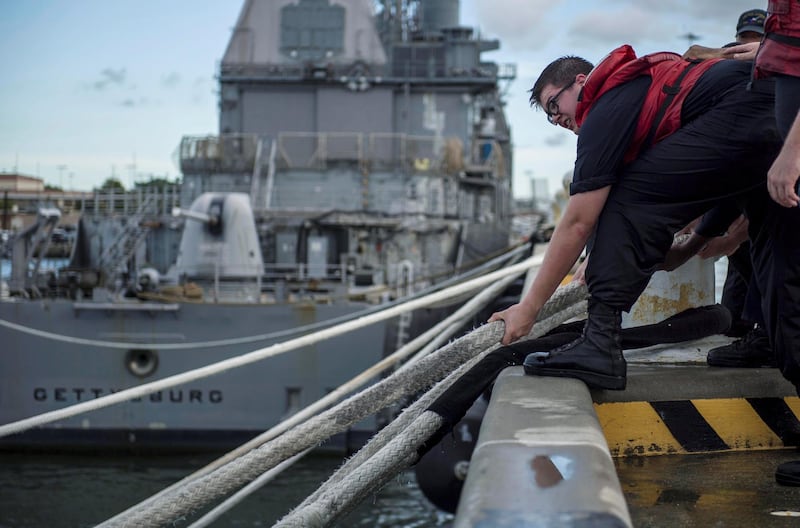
left=0, top=298, right=385, bottom=452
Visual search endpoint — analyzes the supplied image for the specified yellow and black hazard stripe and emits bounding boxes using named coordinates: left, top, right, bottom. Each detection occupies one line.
left=595, top=396, right=800, bottom=457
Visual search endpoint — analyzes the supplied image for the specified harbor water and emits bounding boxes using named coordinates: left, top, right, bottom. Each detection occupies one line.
left=0, top=452, right=452, bottom=527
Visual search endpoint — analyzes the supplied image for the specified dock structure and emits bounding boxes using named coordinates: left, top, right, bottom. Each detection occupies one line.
left=454, top=344, right=800, bottom=527
left=455, top=368, right=632, bottom=527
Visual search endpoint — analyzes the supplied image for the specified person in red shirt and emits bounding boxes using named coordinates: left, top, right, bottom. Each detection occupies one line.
left=489, top=48, right=786, bottom=392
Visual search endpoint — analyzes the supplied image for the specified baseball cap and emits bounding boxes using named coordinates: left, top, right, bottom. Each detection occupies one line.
left=736, top=9, right=766, bottom=36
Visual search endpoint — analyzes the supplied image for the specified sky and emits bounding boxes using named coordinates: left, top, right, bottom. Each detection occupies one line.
left=0, top=0, right=767, bottom=199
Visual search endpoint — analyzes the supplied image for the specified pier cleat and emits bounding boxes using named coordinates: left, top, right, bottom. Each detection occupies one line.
left=523, top=299, right=626, bottom=390
left=706, top=326, right=775, bottom=368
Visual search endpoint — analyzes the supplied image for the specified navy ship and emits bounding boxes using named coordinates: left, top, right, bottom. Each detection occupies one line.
left=0, top=0, right=516, bottom=452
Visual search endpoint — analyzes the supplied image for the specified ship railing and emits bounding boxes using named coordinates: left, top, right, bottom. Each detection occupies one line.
left=179, top=134, right=259, bottom=172
left=78, top=186, right=181, bottom=218
left=261, top=260, right=455, bottom=292
left=276, top=132, right=365, bottom=169
left=276, top=132, right=445, bottom=171
left=496, top=62, right=517, bottom=81
left=263, top=262, right=348, bottom=285
left=467, top=138, right=506, bottom=178
left=219, top=60, right=504, bottom=82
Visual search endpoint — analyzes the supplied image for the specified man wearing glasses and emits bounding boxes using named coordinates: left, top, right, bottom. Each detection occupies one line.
left=489, top=45, right=800, bottom=395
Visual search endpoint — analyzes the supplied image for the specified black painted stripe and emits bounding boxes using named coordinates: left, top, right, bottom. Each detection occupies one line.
left=747, top=397, right=800, bottom=446
left=650, top=400, right=729, bottom=452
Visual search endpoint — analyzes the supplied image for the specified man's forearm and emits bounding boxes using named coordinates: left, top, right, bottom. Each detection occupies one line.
left=521, top=217, right=592, bottom=314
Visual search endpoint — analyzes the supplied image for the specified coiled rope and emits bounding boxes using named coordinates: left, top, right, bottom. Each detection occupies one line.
left=98, top=281, right=587, bottom=528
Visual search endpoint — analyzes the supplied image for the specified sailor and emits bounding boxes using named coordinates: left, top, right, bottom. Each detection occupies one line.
left=488, top=45, right=790, bottom=392
left=750, top=0, right=800, bottom=487
left=667, top=8, right=772, bottom=368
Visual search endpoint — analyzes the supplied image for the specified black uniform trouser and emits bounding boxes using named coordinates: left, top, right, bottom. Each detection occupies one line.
left=584, top=78, right=800, bottom=387
left=755, top=74, right=800, bottom=387
left=722, top=241, right=754, bottom=334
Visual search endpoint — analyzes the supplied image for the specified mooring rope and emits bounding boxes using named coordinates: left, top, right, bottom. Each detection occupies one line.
left=98, top=281, right=587, bottom=528
left=276, top=298, right=589, bottom=527
left=0, top=254, right=544, bottom=440
left=188, top=448, right=314, bottom=528
left=99, top=271, right=526, bottom=527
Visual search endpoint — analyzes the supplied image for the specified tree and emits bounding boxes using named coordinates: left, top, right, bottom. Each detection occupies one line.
left=97, top=177, right=125, bottom=192
left=134, top=175, right=180, bottom=191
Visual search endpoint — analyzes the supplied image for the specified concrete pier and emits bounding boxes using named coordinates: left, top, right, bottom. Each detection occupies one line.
left=454, top=368, right=632, bottom=527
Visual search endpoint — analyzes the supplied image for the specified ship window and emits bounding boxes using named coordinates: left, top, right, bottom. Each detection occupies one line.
left=280, top=0, right=344, bottom=62
left=284, top=387, right=302, bottom=417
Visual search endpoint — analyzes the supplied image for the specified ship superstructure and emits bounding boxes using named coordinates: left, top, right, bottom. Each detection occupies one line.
left=179, top=0, right=515, bottom=300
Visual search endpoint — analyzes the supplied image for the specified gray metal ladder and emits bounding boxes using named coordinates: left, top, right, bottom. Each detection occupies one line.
left=97, top=195, right=156, bottom=283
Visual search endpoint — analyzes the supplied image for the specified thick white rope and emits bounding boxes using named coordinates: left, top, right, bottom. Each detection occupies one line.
left=291, top=348, right=491, bottom=513
left=278, top=413, right=442, bottom=528
left=99, top=282, right=587, bottom=528
left=0, top=254, right=544, bottom=439
left=277, top=298, right=588, bottom=527
left=188, top=448, right=314, bottom=528
left=99, top=271, right=525, bottom=527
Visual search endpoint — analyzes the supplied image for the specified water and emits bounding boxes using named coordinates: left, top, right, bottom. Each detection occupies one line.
left=0, top=452, right=452, bottom=527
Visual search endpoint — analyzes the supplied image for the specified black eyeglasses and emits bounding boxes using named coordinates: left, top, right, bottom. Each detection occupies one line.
left=545, top=81, right=575, bottom=125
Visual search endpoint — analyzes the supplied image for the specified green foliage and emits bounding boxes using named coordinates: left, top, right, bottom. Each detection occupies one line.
left=133, top=176, right=180, bottom=191
left=97, top=177, right=125, bottom=192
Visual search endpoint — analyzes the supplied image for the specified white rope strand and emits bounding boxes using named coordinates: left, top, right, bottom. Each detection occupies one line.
left=98, top=283, right=586, bottom=528
left=98, top=322, right=509, bottom=527
left=278, top=298, right=589, bottom=527
left=188, top=448, right=314, bottom=528
left=97, top=271, right=526, bottom=527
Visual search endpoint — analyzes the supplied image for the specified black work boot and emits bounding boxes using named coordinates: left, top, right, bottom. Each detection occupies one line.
left=706, top=326, right=775, bottom=368
left=523, top=299, right=626, bottom=390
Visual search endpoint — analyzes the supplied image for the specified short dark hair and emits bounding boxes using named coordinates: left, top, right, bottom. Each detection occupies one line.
left=529, top=56, right=594, bottom=109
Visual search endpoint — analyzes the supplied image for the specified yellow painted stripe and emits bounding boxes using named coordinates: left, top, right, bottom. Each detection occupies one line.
left=783, top=396, right=800, bottom=419
left=692, top=398, right=783, bottom=450
left=594, top=401, right=685, bottom=457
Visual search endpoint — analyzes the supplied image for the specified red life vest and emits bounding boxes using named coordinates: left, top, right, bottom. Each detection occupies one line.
left=755, top=0, right=800, bottom=78
left=575, top=45, right=722, bottom=164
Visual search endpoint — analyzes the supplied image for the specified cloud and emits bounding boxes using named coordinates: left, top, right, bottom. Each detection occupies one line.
left=119, top=97, right=149, bottom=108
left=567, top=7, right=673, bottom=49
left=472, top=0, right=565, bottom=51
left=92, top=68, right=127, bottom=91
left=161, top=72, right=181, bottom=88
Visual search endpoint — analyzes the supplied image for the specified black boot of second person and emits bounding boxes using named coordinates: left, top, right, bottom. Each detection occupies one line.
left=523, top=300, right=626, bottom=390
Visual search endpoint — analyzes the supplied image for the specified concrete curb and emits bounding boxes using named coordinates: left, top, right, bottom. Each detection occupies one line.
left=454, top=367, right=631, bottom=527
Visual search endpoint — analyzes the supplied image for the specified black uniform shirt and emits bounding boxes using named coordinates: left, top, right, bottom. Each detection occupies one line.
left=570, top=60, right=754, bottom=196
